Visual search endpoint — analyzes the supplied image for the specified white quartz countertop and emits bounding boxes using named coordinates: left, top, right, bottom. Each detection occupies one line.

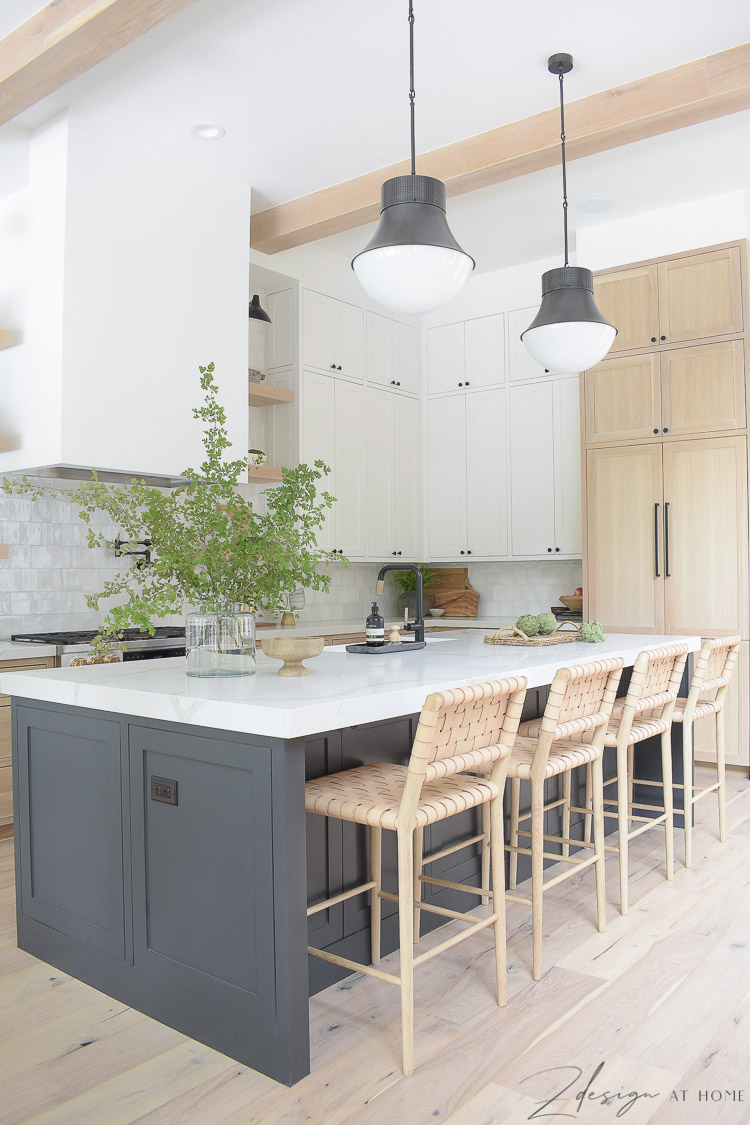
left=0, top=642, right=58, bottom=661
left=0, top=631, right=700, bottom=740
left=256, top=616, right=515, bottom=638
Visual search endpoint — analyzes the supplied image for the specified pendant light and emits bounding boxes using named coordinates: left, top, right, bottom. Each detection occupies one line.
left=248, top=294, right=272, bottom=323
left=521, top=54, right=616, bottom=374
left=352, top=2, right=474, bottom=315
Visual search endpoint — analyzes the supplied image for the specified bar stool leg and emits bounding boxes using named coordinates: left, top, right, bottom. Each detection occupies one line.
left=717, top=708, right=727, bottom=843
left=583, top=763, right=593, bottom=845
left=370, top=826, right=382, bottom=964
left=627, top=745, right=635, bottom=828
left=413, top=827, right=423, bottom=943
left=489, top=792, right=507, bottom=1005
left=661, top=729, right=674, bottom=881
left=531, top=778, right=545, bottom=981
left=509, top=778, right=520, bottom=890
left=397, top=825, right=415, bottom=1076
left=616, top=738, right=630, bottom=916
left=561, top=771, right=571, bottom=858
left=591, top=756, right=607, bottom=933
left=481, top=803, right=491, bottom=905
left=682, top=719, right=694, bottom=868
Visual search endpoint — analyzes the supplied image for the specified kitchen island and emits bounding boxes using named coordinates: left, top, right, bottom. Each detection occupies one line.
left=1, top=631, right=699, bottom=1085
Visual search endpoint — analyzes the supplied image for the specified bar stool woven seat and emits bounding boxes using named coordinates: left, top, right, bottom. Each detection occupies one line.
left=670, top=699, right=725, bottom=722
left=305, top=764, right=501, bottom=829
left=506, top=735, right=603, bottom=779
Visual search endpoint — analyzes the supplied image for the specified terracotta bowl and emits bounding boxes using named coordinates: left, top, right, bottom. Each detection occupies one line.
left=262, top=636, right=324, bottom=677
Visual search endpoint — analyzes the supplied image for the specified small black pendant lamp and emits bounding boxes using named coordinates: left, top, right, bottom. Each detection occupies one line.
left=248, top=294, right=272, bottom=323
left=351, top=2, right=474, bottom=315
left=521, top=54, right=616, bottom=374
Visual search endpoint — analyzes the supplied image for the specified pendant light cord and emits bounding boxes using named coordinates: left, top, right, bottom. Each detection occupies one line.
left=408, top=1, right=416, bottom=175
left=557, top=67, right=569, bottom=267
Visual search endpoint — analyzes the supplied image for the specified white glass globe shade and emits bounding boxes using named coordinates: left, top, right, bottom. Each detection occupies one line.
left=353, top=244, right=474, bottom=316
left=522, top=320, right=617, bottom=374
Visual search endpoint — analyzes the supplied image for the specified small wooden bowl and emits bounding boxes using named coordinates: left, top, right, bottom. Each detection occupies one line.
left=262, top=636, right=324, bottom=677
left=559, top=594, right=583, bottom=612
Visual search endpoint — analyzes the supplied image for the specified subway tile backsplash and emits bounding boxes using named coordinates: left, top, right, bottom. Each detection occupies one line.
left=0, top=476, right=582, bottom=636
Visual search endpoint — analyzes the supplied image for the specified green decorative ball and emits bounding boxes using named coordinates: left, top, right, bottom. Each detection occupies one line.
left=516, top=614, right=540, bottom=638
left=580, top=619, right=606, bottom=642
left=537, top=612, right=557, bottom=636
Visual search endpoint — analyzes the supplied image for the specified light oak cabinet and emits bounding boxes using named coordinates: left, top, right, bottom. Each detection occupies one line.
left=594, top=246, right=743, bottom=354
left=367, top=388, right=421, bottom=559
left=366, top=313, right=419, bottom=394
left=427, top=315, right=504, bottom=394
left=0, top=657, right=55, bottom=832
left=509, top=377, right=582, bottom=558
left=302, top=290, right=364, bottom=380
left=301, top=371, right=365, bottom=556
left=426, top=389, right=508, bottom=558
left=585, top=436, right=748, bottom=639
left=585, top=339, right=746, bottom=443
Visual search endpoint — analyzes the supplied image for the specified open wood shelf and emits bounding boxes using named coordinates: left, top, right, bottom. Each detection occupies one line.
left=248, top=382, right=293, bottom=408
left=248, top=464, right=284, bottom=483
left=0, top=330, right=11, bottom=350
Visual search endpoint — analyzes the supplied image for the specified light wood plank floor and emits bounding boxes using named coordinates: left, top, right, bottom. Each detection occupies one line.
left=1, top=770, right=750, bottom=1124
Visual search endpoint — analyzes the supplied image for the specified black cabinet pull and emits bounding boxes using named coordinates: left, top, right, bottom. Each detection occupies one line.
left=396, top=381, right=401, bottom=386
left=391, top=380, right=395, bottom=385
left=467, top=549, right=472, bottom=555
left=544, top=368, right=550, bottom=373
left=663, top=427, right=669, bottom=434
left=397, top=550, right=402, bottom=555
left=664, top=502, right=671, bottom=577
left=547, top=547, right=552, bottom=553
left=660, top=336, right=666, bottom=342
left=654, top=502, right=660, bottom=578
left=458, top=382, right=463, bottom=387
left=555, top=547, right=560, bottom=552
left=331, top=364, right=336, bottom=369
left=653, top=428, right=659, bottom=434
left=337, top=365, right=342, bottom=371
left=651, top=337, right=657, bottom=343
left=465, top=380, right=470, bottom=386
left=460, top=550, right=465, bottom=555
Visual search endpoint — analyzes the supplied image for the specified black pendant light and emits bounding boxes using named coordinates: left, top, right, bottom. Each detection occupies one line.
left=248, top=294, right=272, bottom=323
left=351, top=1, right=474, bottom=315
left=521, top=54, right=616, bottom=374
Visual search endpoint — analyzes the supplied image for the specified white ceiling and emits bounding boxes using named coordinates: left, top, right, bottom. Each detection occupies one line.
left=6, top=0, right=750, bottom=215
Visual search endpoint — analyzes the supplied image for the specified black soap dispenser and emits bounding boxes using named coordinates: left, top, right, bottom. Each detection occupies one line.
left=366, top=601, right=386, bottom=647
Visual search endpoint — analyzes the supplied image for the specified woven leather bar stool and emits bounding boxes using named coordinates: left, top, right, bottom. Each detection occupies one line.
left=576, top=644, right=689, bottom=915
left=305, top=676, right=527, bottom=1076
left=508, top=658, right=623, bottom=981
left=635, top=636, right=740, bottom=868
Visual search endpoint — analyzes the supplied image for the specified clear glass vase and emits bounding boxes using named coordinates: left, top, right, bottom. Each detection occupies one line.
left=185, top=609, right=256, bottom=678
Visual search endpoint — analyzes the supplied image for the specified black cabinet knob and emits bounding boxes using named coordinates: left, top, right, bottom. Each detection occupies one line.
left=391, top=380, right=395, bottom=385
left=547, top=547, right=552, bottom=553
left=460, top=550, right=465, bottom=555
left=467, top=549, right=472, bottom=555
left=555, top=547, right=560, bottom=552
left=397, top=550, right=402, bottom=555
left=396, top=381, right=401, bottom=386
left=651, top=337, right=657, bottom=343
left=331, top=363, right=336, bottom=369
left=337, top=365, right=342, bottom=371
left=465, top=381, right=470, bottom=386
left=458, top=382, right=463, bottom=387
left=663, top=427, right=669, bottom=433
left=653, top=428, right=659, bottom=434
left=544, top=368, right=550, bottom=373
left=392, top=550, right=397, bottom=555
left=660, top=336, right=666, bottom=342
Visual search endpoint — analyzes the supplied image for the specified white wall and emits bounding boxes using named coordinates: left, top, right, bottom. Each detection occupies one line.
left=576, top=189, right=748, bottom=271
left=0, top=110, right=252, bottom=480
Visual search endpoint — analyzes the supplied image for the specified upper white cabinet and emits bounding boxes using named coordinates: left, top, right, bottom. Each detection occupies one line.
left=509, top=377, right=582, bottom=557
left=426, top=389, right=508, bottom=558
left=303, top=289, right=364, bottom=380
left=301, top=370, right=365, bottom=556
left=508, top=305, right=560, bottom=381
left=368, top=387, right=421, bottom=558
left=266, top=288, right=295, bottom=370
left=427, top=314, right=504, bottom=394
left=366, top=313, right=419, bottom=394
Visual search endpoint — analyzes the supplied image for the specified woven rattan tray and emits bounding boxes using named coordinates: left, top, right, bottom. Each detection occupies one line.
left=484, top=623, right=581, bottom=647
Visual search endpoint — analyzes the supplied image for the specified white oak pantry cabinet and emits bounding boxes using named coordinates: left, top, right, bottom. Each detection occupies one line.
left=583, top=240, right=750, bottom=766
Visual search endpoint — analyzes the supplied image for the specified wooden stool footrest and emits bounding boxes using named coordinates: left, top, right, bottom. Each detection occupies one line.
left=419, top=874, right=487, bottom=897
left=412, top=914, right=498, bottom=968
left=307, top=945, right=400, bottom=985
left=307, top=880, right=377, bottom=916
left=421, top=834, right=486, bottom=866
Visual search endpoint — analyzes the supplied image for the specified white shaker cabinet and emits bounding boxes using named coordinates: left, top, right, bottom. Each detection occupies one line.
left=427, top=323, right=465, bottom=394
left=367, top=388, right=421, bottom=558
left=509, top=377, right=582, bottom=557
left=366, top=314, right=419, bottom=394
left=301, top=371, right=365, bottom=557
left=302, top=290, right=364, bottom=380
left=266, top=288, right=295, bottom=370
left=427, top=389, right=508, bottom=558
left=464, top=314, right=505, bottom=388
left=508, top=306, right=557, bottom=382
left=393, top=322, right=419, bottom=394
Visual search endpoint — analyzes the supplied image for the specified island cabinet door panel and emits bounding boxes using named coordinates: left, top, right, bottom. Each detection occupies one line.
left=593, top=264, right=659, bottom=353
left=465, top=388, right=508, bottom=556
left=301, top=371, right=336, bottom=552
left=392, top=393, right=421, bottom=558
left=586, top=445, right=665, bottom=633
left=584, top=354, right=661, bottom=444
left=366, top=387, right=395, bottom=557
left=334, top=379, right=366, bottom=556
left=427, top=395, right=466, bottom=557
left=661, top=436, right=749, bottom=638
left=129, top=725, right=276, bottom=1015
left=509, top=381, right=555, bottom=556
left=660, top=339, right=747, bottom=437
left=15, top=705, right=127, bottom=959
left=658, top=247, right=743, bottom=344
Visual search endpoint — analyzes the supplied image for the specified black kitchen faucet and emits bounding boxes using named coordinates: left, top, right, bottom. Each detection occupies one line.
left=375, top=564, right=425, bottom=644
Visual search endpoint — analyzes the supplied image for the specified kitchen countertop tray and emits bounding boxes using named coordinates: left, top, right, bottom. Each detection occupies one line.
left=345, top=641, right=427, bottom=654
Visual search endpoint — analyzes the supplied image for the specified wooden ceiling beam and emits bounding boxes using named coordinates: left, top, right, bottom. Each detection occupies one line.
left=0, top=0, right=202, bottom=127
left=251, top=42, right=750, bottom=255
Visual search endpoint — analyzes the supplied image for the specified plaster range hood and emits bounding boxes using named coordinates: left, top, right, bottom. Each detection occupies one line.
left=24, top=463, right=190, bottom=488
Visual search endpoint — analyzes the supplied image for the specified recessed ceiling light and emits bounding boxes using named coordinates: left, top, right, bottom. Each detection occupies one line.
left=577, top=197, right=614, bottom=214
left=189, top=123, right=225, bottom=140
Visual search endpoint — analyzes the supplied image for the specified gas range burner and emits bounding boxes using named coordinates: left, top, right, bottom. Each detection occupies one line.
left=12, top=626, right=186, bottom=646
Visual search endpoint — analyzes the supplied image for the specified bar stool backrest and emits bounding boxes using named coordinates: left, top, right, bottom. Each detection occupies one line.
left=685, top=636, right=741, bottom=717
left=531, top=658, right=623, bottom=777
left=623, top=644, right=689, bottom=719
